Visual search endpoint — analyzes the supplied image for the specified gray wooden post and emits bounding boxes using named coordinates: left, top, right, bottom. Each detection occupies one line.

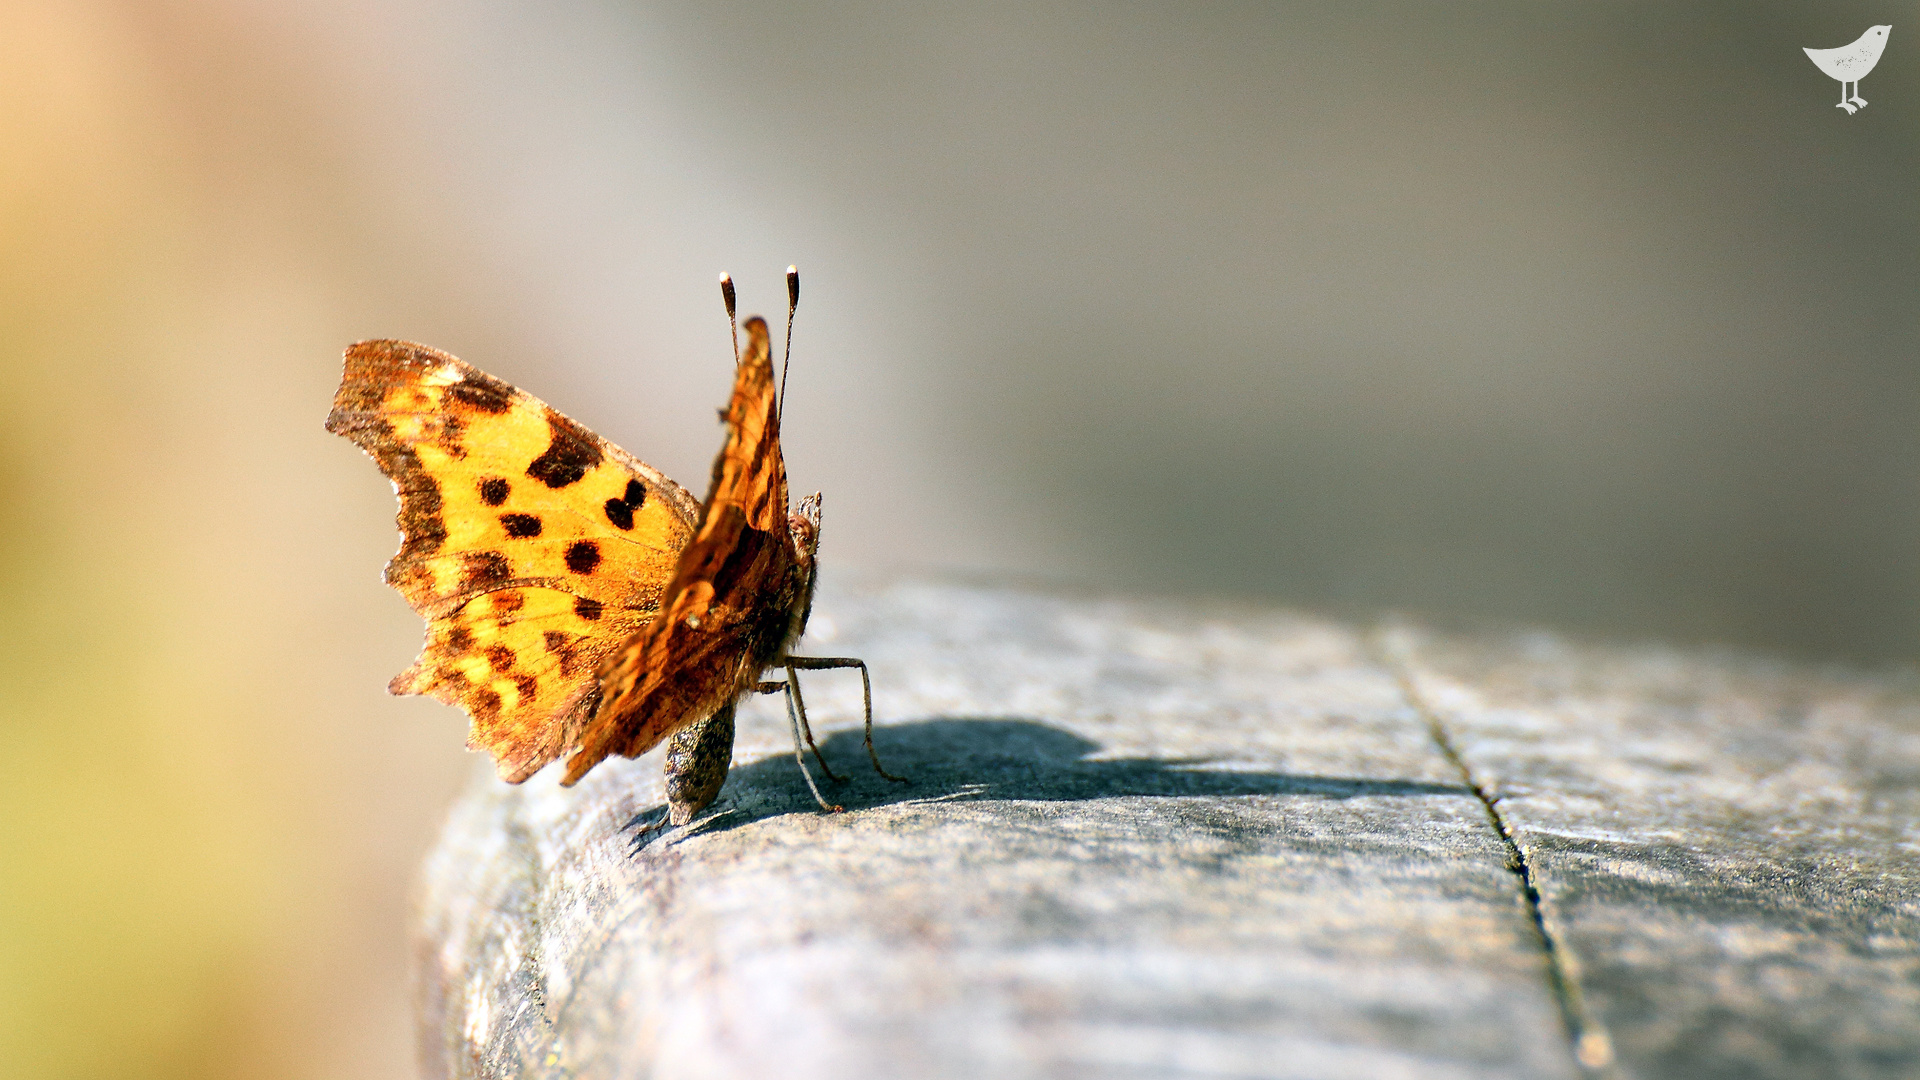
left=416, top=577, right=1920, bottom=1079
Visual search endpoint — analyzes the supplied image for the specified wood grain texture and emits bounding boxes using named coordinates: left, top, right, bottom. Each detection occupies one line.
left=415, top=576, right=1920, bottom=1080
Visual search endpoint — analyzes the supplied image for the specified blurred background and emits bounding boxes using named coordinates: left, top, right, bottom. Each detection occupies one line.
left=1, top=1, right=1913, bottom=1077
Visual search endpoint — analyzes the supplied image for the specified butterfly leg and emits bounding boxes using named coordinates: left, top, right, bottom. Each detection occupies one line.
left=662, top=702, right=737, bottom=826
left=780, top=669, right=848, bottom=783
left=785, top=656, right=909, bottom=784
left=760, top=677, right=843, bottom=813
left=755, top=678, right=841, bottom=782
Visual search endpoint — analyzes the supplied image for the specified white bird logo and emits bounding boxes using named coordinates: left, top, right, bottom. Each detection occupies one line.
left=1804, top=25, right=1891, bottom=114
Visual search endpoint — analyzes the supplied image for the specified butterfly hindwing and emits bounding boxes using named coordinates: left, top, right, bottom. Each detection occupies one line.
left=388, top=584, right=656, bottom=781
left=327, top=339, right=701, bottom=781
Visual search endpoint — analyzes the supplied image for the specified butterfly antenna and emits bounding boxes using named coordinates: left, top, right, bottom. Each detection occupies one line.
left=719, top=272, right=739, bottom=365
left=778, top=265, right=799, bottom=421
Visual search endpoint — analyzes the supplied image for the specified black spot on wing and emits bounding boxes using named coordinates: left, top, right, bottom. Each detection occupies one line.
left=485, top=645, right=516, bottom=672
left=513, top=674, right=539, bottom=702
left=574, top=596, right=603, bottom=621
left=603, top=498, right=634, bottom=530
left=603, top=477, right=647, bottom=530
left=526, top=410, right=604, bottom=488
left=492, top=590, right=525, bottom=614
left=565, top=540, right=601, bottom=575
left=500, top=513, right=542, bottom=537
left=446, top=627, right=473, bottom=653
left=480, top=477, right=510, bottom=506
left=450, top=370, right=514, bottom=414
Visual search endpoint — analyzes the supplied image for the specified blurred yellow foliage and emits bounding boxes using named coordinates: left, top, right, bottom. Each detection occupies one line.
left=0, top=4, right=466, bottom=1077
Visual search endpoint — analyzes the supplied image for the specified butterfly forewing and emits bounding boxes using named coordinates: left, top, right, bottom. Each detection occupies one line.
left=327, top=338, right=700, bottom=781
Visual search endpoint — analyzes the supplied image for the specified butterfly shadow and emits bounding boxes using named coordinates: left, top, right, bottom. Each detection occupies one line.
left=624, top=717, right=1468, bottom=854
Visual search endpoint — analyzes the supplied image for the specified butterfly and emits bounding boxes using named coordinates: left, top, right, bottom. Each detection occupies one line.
left=326, top=268, right=903, bottom=825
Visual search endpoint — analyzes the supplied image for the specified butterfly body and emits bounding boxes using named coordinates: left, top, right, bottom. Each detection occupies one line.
left=327, top=281, right=891, bottom=824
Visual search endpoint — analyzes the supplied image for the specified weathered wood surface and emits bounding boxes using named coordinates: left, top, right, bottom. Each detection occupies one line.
left=416, top=577, right=1920, bottom=1080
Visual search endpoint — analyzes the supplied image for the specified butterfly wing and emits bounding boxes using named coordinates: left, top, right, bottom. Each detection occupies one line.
left=564, top=316, right=807, bottom=784
left=327, top=339, right=701, bottom=781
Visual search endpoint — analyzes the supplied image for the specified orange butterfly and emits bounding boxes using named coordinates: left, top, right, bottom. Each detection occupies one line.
left=327, top=268, right=903, bottom=825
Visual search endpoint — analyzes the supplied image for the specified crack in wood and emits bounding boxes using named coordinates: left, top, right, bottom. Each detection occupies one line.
left=1377, top=633, right=1618, bottom=1079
